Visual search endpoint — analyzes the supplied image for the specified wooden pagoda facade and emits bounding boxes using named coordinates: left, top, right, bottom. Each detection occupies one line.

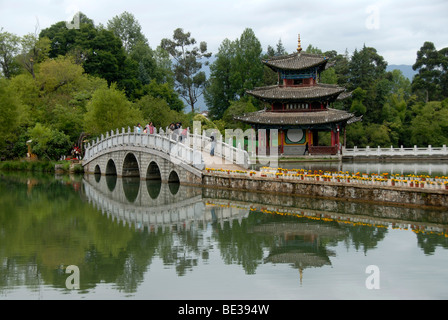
left=236, top=35, right=359, bottom=156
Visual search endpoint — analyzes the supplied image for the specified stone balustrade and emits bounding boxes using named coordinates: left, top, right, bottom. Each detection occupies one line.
left=343, top=145, right=448, bottom=158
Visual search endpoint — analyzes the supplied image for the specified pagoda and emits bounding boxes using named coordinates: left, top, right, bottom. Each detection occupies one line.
left=236, top=35, right=359, bottom=156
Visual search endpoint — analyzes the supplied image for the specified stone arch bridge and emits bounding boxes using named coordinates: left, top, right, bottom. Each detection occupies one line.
left=82, top=127, right=249, bottom=185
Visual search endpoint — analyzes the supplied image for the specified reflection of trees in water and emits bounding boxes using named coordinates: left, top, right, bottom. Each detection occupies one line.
left=416, top=233, right=448, bottom=255
left=212, top=213, right=275, bottom=275
left=345, top=224, right=388, bottom=254
left=2, top=172, right=448, bottom=295
left=156, top=224, right=209, bottom=276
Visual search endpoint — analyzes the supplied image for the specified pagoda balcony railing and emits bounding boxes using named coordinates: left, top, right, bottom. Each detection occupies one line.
left=267, top=108, right=327, bottom=112
left=278, top=84, right=315, bottom=88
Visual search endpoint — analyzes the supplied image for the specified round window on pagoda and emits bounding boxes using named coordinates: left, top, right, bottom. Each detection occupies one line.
left=286, top=129, right=305, bottom=144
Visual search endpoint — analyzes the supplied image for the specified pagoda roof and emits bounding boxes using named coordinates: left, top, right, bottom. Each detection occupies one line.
left=235, top=108, right=357, bottom=126
left=263, top=52, right=329, bottom=72
left=246, top=83, right=347, bottom=102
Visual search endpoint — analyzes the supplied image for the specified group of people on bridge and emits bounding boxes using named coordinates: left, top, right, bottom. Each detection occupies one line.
left=135, top=121, right=189, bottom=142
left=136, top=122, right=155, bottom=134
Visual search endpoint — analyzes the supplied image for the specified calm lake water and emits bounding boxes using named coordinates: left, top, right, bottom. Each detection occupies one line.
left=1, top=165, right=447, bottom=300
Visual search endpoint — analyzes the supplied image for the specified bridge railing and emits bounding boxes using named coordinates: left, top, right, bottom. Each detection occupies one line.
left=83, top=127, right=204, bottom=170
left=157, top=129, right=250, bottom=169
left=342, top=145, right=448, bottom=157
left=83, top=126, right=250, bottom=170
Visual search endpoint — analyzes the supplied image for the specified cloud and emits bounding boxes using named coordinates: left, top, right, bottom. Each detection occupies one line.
left=0, top=0, right=447, bottom=65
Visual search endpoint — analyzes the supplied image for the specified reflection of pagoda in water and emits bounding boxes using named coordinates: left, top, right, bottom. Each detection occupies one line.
left=252, top=222, right=346, bottom=284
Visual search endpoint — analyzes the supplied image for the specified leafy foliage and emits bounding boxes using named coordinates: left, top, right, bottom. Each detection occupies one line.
left=84, top=84, right=143, bottom=137
left=1, top=11, right=448, bottom=160
left=161, top=28, right=212, bottom=113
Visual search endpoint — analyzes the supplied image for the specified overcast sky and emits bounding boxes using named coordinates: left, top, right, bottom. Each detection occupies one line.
left=0, top=0, right=447, bottom=65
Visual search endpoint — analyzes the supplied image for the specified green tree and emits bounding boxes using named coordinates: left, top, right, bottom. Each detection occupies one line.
left=412, top=41, right=446, bottom=102
left=143, top=79, right=184, bottom=112
left=129, top=40, right=158, bottom=86
left=409, top=100, right=448, bottom=146
left=348, top=45, right=387, bottom=91
left=365, top=124, right=391, bottom=147
left=36, top=55, right=84, bottom=93
left=0, top=78, right=24, bottom=155
left=28, top=123, right=71, bottom=160
left=16, top=33, right=51, bottom=79
left=204, top=38, right=237, bottom=119
left=0, top=29, right=21, bottom=78
left=192, top=113, right=217, bottom=132
left=350, top=87, right=367, bottom=116
left=107, top=11, right=148, bottom=54
left=205, top=28, right=264, bottom=119
left=232, top=28, right=264, bottom=98
left=136, top=94, right=186, bottom=129
left=221, top=100, right=257, bottom=130
left=40, top=14, right=137, bottom=97
left=84, top=84, right=143, bottom=136
left=161, top=28, right=212, bottom=113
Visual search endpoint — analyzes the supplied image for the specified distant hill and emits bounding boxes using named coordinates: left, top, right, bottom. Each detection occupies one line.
left=387, top=64, right=417, bottom=81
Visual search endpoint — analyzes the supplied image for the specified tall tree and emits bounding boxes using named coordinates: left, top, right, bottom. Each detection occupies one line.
left=0, top=29, right=21, bottom=78
left=0, top=78, right=24, bottom=153
left=107, top=11, right=148, bottom=54
left=204, top=38, right=237, bottom=119
left=161, top=28, right=212, bottom=113
left=232, top=28, right=264, bottom=98
left=205, top=28, right=264, bottom=119
left=16, top=33, right=51, bottom=79
left=412, top=41, right=446, bottom=102
left=40, top=14, right=138, bottom=96
left=348, top=45, right=387, bottom=91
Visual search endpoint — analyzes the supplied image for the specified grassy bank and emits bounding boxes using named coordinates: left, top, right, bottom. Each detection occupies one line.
left=0, top=160, right=84, bottom=174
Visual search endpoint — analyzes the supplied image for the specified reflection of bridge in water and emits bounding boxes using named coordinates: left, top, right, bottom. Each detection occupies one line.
left=83, top=174, right=249, bottom=232
left=82, top=174, right=448, bottom=277
left=83, top=173, right=448, bottom=237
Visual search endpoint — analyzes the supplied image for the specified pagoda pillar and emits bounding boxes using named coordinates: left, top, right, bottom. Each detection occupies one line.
left=280, top=130, right=284, bottom=154
left=331, top=130, right=335, bottom=147
left=307, top=130, right=313, bottom=146
left=336, top=126, right=340, bottom=150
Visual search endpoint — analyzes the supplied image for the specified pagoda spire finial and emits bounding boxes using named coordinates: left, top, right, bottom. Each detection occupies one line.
left=297, top=34, right=302, bottom=53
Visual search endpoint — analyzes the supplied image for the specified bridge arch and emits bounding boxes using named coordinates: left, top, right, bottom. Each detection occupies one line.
left=94, top=164, right=101, bottom=175
left=146, top=161, right=162, bottom=180
left=168, top=170, right=180, bottom=183
left=123, top=152, right=140, bottom=177
left=106, top=159, right=117, bottom=176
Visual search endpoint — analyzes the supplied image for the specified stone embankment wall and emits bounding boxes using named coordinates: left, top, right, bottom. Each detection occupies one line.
left=202, top=173, right=448, bottom=209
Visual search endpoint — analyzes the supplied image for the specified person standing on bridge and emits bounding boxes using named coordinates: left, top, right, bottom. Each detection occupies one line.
left=210, top=132, right=216, bottom=156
